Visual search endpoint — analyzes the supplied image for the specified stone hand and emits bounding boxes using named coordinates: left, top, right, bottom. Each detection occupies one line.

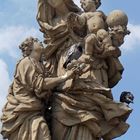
left=61, top=69, right=76, bottom=80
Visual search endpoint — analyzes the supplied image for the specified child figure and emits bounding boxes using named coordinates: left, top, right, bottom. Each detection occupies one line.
left=83, top=18, right=117, bottom=61
left=81, top=0, right=118, bottom=61
left=67, top=0, right=118, bottom=63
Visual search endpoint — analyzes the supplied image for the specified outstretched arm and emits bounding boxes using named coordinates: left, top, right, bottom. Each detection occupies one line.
left=43, top=70, right=75, bottom=90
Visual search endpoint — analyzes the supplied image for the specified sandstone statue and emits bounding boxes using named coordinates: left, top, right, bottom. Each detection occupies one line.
left=1, top=0, right=133, bottom=140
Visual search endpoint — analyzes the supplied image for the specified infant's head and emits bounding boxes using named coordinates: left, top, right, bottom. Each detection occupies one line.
left=87, top=16, right=105, bottom=33
left=97, top=29, right=113, bottom=46
left=80, top=0, right=101, bottom=12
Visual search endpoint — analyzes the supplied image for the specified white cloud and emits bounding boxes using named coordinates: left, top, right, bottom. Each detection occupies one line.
left=0, top=59, right=11, bottom=115
left=0, top=59, right=10, bottom=114
left=0, top=26, right=42, bottom=58
left=122, top=23, right=140, bottom=51
left=0, top=59, right=11, bottom=139
left=0, top=59, right=10, bottom=96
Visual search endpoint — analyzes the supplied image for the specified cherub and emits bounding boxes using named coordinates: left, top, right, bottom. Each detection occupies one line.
left=67, top=0, right=118, bottom=63
left=64, top=2, right=120, bottom=78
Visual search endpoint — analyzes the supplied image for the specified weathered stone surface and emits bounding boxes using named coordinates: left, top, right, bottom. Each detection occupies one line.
left=1, top=0, right=133, bottom=140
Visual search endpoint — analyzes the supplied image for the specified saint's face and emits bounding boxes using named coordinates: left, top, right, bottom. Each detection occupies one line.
left=22, top=46, right=32, bottom=57
left=87, top=17, right=105, bottom=33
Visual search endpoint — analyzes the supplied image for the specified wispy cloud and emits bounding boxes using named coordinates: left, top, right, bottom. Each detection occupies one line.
left=0, top=59, right=11, bottom=139
left=0, top=26, right=42, bottom=59
left=0, top=60, right=10, bottom=140
left=122, top=23, right=140, bottom=51
left=0, top=59, right=10, bottom=116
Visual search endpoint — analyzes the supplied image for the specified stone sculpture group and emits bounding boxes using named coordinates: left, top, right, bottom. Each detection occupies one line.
left=1, top=0, right=133, bottom=140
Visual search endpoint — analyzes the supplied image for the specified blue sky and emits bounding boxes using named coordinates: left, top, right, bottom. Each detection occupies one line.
left=0, top=0, right=140, bottom=139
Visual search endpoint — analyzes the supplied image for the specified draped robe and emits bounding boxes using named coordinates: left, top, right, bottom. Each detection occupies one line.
left=1, top=57, right=51, bottom=140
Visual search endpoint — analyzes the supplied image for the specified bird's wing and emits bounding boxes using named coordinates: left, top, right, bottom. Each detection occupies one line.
left=67, top=45, right=76, bottom=58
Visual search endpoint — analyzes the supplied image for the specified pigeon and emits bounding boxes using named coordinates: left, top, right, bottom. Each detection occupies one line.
left=63, top=43, right=83, bottom=69
left=120, top=91, right=134, bottom=105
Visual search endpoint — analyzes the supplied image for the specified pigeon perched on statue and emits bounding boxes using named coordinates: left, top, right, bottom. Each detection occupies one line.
left=120, top=91, right=134, bottom=105
left=63, top=43, right=83, bottom=69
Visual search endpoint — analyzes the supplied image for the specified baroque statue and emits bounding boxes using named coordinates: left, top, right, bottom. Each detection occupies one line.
left=1, top=0, right=134, bottom=140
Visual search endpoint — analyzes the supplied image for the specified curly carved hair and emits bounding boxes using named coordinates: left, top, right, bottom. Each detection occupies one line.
left=19, top=37, right=39, bottom=57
